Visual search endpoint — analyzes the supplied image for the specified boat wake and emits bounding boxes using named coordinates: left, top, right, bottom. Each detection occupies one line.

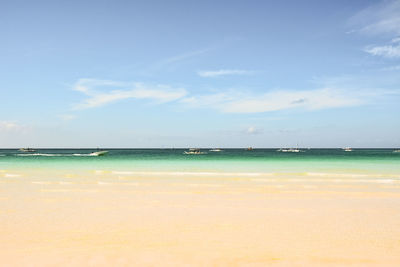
left=16, top=153, right=99, bottom=157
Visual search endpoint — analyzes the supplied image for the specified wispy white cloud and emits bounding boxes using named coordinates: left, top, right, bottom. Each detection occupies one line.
left=0, top=121, right=29, bottom=133
left=392, top=37, right=400, bottom=43
left=197, top=69, right=255, bottom=77
left=181, top=88, right=363, bottom=113
left=73, top=78, right=126, bottom=94
left=349, top=0, right=400, bottom=36
left=160, top=49, right=210, bottom=66
left=73, top=79, right=187, bottom=109
left=349, top=1, right=400, bottom=61
left=141, top=48, right=213, bottom=75
left=73, top=76, right=396, bottom=114
left=365, top=44, right=400, bottom=58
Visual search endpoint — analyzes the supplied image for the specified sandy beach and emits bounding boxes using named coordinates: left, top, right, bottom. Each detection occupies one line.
left=1, top=168, right=399, bottom=266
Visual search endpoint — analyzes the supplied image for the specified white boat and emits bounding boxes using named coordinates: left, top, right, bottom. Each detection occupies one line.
left=277, top=148, right=301, bottom=152
left=19, top=148, right=36, bottom=152
left=393, top=149, right=400, bottom=153
left=343, top=147, right=353, bottom=152
left=184, top=148, right=206, bottom=155
left=209, top=148, right=222, bottom=152
left=90, top=150, right=109, bottom=156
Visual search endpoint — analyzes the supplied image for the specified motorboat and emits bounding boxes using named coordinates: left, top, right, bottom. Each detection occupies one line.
left=246, top=147, right=253, bottom=151
left=209, top=148, right=222, bottom=152
left=89, top=150, right=109, bottom=156
left=343, top=147, right=353, bottom=152
left=184, top=148, right=206, bottom=155
left=19, top=148, right=36, bottom=152
left=277, top=148, right=301, bottom=152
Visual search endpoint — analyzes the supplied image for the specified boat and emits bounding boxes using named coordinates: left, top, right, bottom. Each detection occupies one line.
left=343, top=147, right=353, bottom=152
left=277, top=148, right=301, bottom=152
left=246, top=147, right=253, bottom=151
left=19, top=148, right=36, bottom=152
left=184, top=148, right=206, bottom=155
left=277, top=143, right=303, bottom=152
left=89, top=150, right=109, bottom=156
left=393, top=149, right=400, bottom=153
left=209, top=148, right=222, bottom=152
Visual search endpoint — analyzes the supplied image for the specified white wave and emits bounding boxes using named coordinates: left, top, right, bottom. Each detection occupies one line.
left=111, top=171, right=266, bottom=177
left=107, top=170, right=400, bottom=179
left=16, top=153, right=96, bottom=157
left=306, top=172, right=400, bottom=179
left=17, top=153, right=65, bottom=157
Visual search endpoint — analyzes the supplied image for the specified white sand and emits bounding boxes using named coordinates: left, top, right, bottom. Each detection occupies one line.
left=1, top=170, right=399, bottom=266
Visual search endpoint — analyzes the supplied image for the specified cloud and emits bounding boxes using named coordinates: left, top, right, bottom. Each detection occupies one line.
left=161, top=49, right=210, bottom=66
left=350, top=1, right=400, bottom=59
left=182, top=88, right=363, bottom=113
left=365, top=44, right=400, bottom=58
left=245, top=126, right=263, bottom=135
left=0, top=121, right=28, bottom=133
left=349, top=0, right=400, bottom=36
left=73, top=76, right=395, bottom=114
left=141, top=48, right=213, bottom=75
left=197, top=69, right=255, bottom=77
left=73, top=79, right=187, bottom=109
left=392, top=37, right=400, bottom=43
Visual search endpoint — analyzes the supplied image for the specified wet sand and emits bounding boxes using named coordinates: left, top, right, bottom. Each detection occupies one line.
left=1, top=169, right=400, bottom=266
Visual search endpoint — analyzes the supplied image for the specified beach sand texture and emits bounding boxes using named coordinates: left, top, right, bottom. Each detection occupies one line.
left=1, top=168, right=400, bottom=266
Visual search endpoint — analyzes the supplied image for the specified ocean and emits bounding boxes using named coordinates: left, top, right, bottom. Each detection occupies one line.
left=1, top=148, right=399, bottom=174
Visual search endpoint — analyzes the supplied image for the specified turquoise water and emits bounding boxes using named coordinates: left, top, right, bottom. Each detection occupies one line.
left=1, top=149, right=399, bottom=174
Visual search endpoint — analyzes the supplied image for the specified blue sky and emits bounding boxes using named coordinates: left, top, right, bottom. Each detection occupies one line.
left=1, top=0, right=399, bottom=148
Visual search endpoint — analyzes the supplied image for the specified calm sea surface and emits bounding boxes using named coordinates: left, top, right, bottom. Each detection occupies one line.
left=1, top=148, right=399, bottom=175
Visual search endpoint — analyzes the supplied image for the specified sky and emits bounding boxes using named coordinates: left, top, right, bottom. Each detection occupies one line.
left=1, top=0, right=400, bottom=148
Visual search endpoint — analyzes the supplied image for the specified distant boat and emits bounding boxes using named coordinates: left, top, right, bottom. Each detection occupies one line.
left=277, top=148, right=301, bottom=153
left=246, top=147, right=253, bottom=151
left=393, top=149, right=400, bottom=153
left=209, top=148, right=222, bottom=152
left=19, top=148, right=36, bottom=152
left=343, top=147, right=353, bottom=152
left=184, top=148, right=206, bottom=155
left=89, top=150, right=109, bottom=156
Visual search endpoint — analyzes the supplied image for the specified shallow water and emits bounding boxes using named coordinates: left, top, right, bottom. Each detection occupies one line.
left=1, top=148, right=400, bottom=174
